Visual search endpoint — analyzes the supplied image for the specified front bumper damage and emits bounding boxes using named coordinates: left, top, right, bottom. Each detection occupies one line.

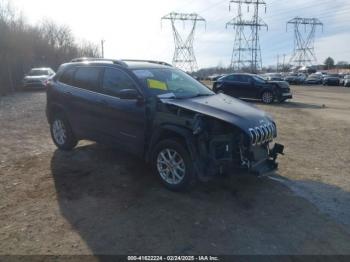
left=193, top=137, right=284, bottom=181
left=243, top=143, right=284, bottom=176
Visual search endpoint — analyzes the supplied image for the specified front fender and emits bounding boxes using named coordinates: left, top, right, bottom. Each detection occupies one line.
left=145, top=124, right=196, bottom=163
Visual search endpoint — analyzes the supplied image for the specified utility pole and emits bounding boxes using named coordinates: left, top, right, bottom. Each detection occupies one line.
left=161, top=12, right=206, bottom=72
left=277, top=54, right=280, bottom=72
left=282, top=54, right=286, bottom=72
left=101, top=39, right=105, bottom=58
left=226, top=0, right=268, bottom=73
left=287, top=17, right=323, bottom=67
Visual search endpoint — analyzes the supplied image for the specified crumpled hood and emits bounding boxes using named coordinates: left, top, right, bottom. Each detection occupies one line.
left=160, top=94, right=275, bottom=134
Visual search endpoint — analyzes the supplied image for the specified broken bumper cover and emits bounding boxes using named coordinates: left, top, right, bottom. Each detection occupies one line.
left=215, top=143, right=284, bottom=177
left=244, top=143, right=284, bottom=176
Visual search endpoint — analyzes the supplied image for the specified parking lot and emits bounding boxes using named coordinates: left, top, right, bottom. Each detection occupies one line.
left=1, top=85, right=350, bottom=255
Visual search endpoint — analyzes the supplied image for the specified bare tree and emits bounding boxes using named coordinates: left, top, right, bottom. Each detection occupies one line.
left=0, top=1, right=100, bottom=95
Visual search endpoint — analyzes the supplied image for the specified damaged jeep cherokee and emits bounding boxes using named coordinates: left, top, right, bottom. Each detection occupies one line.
left=46, top=58, right=284, bottom=191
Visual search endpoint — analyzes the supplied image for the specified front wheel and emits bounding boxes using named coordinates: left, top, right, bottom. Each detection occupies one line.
left=50, top=113, right=77, bottom=151
left=152, top=139, right=195, bottom=191
left=261, top=91, right=274, bottom=104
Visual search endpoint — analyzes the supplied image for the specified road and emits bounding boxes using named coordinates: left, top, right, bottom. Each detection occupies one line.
left=1, top=85, right=350, bottom=255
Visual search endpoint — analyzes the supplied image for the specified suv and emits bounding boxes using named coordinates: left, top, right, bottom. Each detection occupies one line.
left=23, top=68, right=55, bottom=89
left=46, top=58, right=284, bottom=191
left=213, top=73, right=292, bottom=104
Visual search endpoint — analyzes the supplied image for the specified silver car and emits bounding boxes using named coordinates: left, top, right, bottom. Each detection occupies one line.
left=344, top=75, right=350, bottom=87
left=23, top=68, right=55, bottom=89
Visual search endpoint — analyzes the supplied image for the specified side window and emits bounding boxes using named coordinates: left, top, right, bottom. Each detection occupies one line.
left=59, top=67, right=76, bottom=85
left=74, top=67, right=102, bottom=92
left=102, top=68, right=137, bottom=97
left=225, top=75, right=237, bottom=81
left=238, top=75, right=250, bottom=83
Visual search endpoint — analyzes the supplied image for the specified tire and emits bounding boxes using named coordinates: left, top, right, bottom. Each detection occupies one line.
left=261, top=91, right=274, bottom=104
left=279, top=98, right=287, bottom=103
left=152, top=139, right=195, bottom=191
left=50, top=113, right=78, bottom=151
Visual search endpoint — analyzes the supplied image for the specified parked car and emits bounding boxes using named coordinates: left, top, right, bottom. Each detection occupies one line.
left=284, top=73, right=306, bottom=85
left=23, top=68, right=55, bottom=89
left=208, top=74, right=226, bottom=81
left=343, top=75, right=350, bottom=87
left=212, top=73, right=292, bottom=104
left=46, top=58, right=284, bottom=191
left=305, top=74, right=323, bottom=85
left=263, top=73, right=284, bottom=81
left=323, top=74, right=340, bottom=86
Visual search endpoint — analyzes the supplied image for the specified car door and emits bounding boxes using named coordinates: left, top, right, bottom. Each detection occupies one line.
left=235, top=75, right=255, bottom=98
left=98, top=67, right=146, bottom=156
left=222, top=75, right=240, bottom=97
left=66, top=66, right=105, bottom=140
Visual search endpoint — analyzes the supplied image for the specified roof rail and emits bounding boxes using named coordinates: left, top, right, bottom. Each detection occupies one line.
left=70, top=57, right=127, bottom=67
left=122, top=59, right=172, bottom=67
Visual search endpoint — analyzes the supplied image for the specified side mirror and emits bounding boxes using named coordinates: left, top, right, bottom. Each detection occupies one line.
left=118, top=89, right=140, bottom=100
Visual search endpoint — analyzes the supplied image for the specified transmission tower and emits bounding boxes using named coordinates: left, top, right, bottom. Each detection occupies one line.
left=226, top=0, right=268, bottom=73
left=161, top=12, right=206, bottom=72
left=287, top=17, right=323, bottom=67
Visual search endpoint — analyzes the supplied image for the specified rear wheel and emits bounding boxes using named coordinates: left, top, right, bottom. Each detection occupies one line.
left=50, top=113, right=77, bottom=151
left=261, top=91, right=274, bottom=104
left=152, top=139, right=195, bottom=191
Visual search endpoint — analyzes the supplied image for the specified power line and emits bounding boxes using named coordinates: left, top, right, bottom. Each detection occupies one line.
left=287, top=17, right=324, bottom=67
left=226, top=0, right=268, bottom=73
left=161, top=12, right=206, bottom=72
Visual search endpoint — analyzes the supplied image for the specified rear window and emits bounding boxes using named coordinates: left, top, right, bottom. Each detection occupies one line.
left=74, top=67, right=102, bottom=91
left=28, top=69, right=49, bottom=76
left=59, top=67, right=76, bottom=85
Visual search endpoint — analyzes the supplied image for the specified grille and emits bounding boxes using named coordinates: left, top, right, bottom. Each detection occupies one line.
left=248, top=123, right=276, bottom=146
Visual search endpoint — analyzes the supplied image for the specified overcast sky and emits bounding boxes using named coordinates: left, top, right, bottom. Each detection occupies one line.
left=10, top=0, right=350, bottom=69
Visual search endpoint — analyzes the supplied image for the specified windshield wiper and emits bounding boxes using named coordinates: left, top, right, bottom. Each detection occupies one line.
left=157, top=93, right=177, bottom=99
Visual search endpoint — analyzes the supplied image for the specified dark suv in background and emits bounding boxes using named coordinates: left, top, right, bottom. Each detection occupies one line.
left=46, top=58, right=284, bottom=191
left=212, top=73, right=292, bottom=104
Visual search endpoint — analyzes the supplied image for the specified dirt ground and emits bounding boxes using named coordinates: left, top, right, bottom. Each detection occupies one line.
left=1, top=85, right=350, bottom=255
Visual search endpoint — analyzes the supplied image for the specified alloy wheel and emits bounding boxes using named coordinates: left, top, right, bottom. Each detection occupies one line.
left=157, top=148, right=186, bottom=185
left=262, top=92, right=273, bottom=104
left=52, top=119, right=67, bottom=145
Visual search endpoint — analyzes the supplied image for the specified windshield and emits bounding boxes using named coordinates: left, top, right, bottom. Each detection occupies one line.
left=253, top=75, right=266, bottom=83
left=309, top=74, right=321, bottom=79
left=132, top=68, right=214, bottom=99
left=28, top=69, right=50, bottom=76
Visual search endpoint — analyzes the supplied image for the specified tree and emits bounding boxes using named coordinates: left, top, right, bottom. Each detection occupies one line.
left=336, top=61, right=349, bottom=69
left=0, top=0, right=100, bottom=95
left=324, top=57, right=335, bottom=69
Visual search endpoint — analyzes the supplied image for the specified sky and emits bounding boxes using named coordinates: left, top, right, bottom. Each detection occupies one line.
left=9, top=0, right=350, bottom=69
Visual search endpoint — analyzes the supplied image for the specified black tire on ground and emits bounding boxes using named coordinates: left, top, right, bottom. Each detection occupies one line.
left=50, top=113, right=78, bottom=151
left=152, top=138, right=195, bottom=191
left=261, top=91, right=274, bottom=104
left=279, top=98, right=287, bottom=103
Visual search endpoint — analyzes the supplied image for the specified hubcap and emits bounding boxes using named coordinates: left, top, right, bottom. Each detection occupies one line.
left=52, top=119, right=67, bottom=145
left=157, top=149, right=186, bottom=185
left=262, top=92, right=273, bottom=103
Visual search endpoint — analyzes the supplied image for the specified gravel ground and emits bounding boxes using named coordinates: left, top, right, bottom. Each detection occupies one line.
left=0, top=86, right=350, bottom=255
